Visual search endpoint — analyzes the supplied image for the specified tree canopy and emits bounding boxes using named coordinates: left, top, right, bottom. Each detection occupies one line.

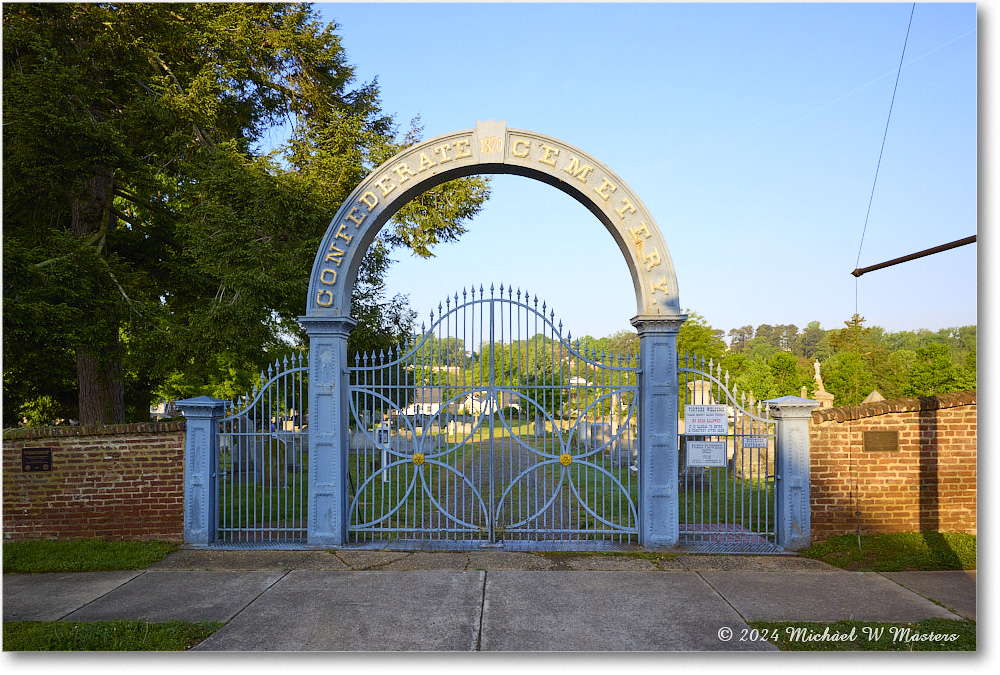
left=3, top=3, right=490, bottom=427
left=717, top=313, right=976, bottom=405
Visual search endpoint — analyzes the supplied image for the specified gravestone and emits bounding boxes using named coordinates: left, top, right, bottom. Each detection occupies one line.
left=590, top=422, right=613, bottom=450
left=610, top=435, right=634, bottom=467
left=687, top=379, right=716, bottom=405
left=532, top=414, right=546, bottom=438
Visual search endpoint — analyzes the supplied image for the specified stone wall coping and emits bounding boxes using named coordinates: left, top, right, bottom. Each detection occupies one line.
left=3, top=420, right=186, bottom=441
left=811, top=390, right=976, bottom=424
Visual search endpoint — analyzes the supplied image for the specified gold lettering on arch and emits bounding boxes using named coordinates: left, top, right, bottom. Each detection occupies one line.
left=479, top=136, right=503, bottom=154
left=594, top=178, right=617, bottom=202
left=359, top=191, right=378, bottom=211
left=416, top=153, right=437, bottom=172
left=344, top=207, right=365, bottom=227
left=326, top=244, right=346, bottom=265
left=453, top=138, right=472, bottom=158
left=538, top=145, right=560, bottom=166
left=562, top=157, right=594, bottom=184
left=630, top=222, right=652, bottom=244
left=310, top=126, right=677, bottom=316
left=616, top=198, right=637, bottom=220
left=316, top=289, right=334, bottom=307
left=334, top=223, right=353, bottom=245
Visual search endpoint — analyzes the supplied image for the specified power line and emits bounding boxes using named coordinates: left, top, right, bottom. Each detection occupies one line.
left=851, top=2, right=915, bottom=552
left=855, top=2, right=916, bottom=271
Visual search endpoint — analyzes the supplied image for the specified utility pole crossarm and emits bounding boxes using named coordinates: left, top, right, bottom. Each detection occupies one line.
left=851, top=235, right=976, bottom=277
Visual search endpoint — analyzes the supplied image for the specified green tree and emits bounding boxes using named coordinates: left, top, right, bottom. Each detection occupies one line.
left=345, top=239, right=419, bottom=361
left=517, top=369, right=565, bottom=418
left=776, top=324, right=800, bottom=354
left=903, top=344, right=964, bottom=397
left=3, top=3, right=489, bottom=426
left=879, top=349, right=915, bottom=399
left=821, top=351, right=876, bottom=406
left=733, top=358, right=777, bottom=403
left=677, top=311, right=726, bottom=363
left=727, top=325, right=754, bottom=352
left=768, top=351, right=811, bottom=397
left=957, top=348, right=977, bottom=390
left=799, top=321, right=828, bottom=360
left=579, top=329, right=639, bottom=359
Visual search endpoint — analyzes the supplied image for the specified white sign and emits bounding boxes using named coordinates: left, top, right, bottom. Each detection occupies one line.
left=686, top=441, right=728, bottom=467
left=742, top=436, right=770, bottom=448
left=685, top=404, right=728, bottom=435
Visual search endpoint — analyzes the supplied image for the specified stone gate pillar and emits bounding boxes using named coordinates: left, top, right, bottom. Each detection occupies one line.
left=767, top=396, right=820, bottom=551
left=632, top=314, right=686, bottom=548
left=176, top=395, right=227, bottom=546
left=299, top=316, right=356, bottom=546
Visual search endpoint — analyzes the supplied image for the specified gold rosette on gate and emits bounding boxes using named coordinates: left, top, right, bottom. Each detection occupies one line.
left=412, top=452, right=425, bottom=466
left=559, top=453, right=572, bottom=466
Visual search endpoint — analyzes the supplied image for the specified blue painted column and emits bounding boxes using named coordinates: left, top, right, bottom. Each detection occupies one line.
left=176, top=396, right=227, bottom=546
left=299, top=315, right=357, bottom=546
left=767, top=396, right=821, bottom=551
left=631, top=314, right=686, bottom=548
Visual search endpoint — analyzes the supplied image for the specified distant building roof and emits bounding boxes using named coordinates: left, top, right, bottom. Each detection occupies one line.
left=862, top=389, right=886, bottom=404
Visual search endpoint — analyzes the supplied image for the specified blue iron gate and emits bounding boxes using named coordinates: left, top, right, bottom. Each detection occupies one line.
left=346, top=286, right=640, bottom=550
left=216, top=354, right=309, bottom=545
left=678, top=354, right=778, bottom=552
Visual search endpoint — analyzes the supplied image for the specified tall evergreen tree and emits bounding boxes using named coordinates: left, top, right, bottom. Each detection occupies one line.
left=3, top=3, right=490, bottom=426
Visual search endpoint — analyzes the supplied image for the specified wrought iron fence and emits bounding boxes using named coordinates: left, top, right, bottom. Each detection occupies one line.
left=217, top=354, right=308, bottom=545
left=346, top=285, right=639, bottom=550
left=678, top=354, right=778, bottom=552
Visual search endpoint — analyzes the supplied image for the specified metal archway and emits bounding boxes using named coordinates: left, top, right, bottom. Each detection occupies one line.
left=300, top=121, right=685, bottom=548
left=305, top=120, right=680, bottom=321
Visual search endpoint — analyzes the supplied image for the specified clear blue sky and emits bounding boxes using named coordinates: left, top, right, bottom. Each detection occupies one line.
left=315, top=2, right=979, bottom=341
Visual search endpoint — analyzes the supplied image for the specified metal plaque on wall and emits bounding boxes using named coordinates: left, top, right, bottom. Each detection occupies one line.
left=863, top=430, right=899, bottom=452
left=22, top=447, right=52, bottom=471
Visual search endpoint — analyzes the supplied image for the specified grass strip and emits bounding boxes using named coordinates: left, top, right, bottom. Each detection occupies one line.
left=3, top=620, right=223, bottom=651
left=748, top=618, right=975, bottom=651
left=3, top=539, right=180, bottom=573
left=801, top=532, right=976, bottom=571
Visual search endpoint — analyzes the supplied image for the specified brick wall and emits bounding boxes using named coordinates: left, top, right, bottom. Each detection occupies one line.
left=2, top=393, right=978, bottom=545
left=809, top=391, right=976, bottom=540
left=3, top=421, right=186, bottom=542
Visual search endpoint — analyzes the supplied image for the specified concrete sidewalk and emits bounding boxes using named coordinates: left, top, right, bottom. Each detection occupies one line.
left=2, top=549, right=976, bottom=651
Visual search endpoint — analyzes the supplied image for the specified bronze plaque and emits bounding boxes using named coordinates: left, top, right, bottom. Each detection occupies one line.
left=22, top=447, right=52, bottom=471
left=863, top=430, right=899, bottom=452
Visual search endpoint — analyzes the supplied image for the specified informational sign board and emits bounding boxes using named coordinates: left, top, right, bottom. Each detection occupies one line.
left=684, top=405, right=728, bottom=435
left=22, top=447, right=52, bottom=472
left=863, top=430, right=899, bottom=452
left=686, top=441, right=727, bottom=467
left=741, top=436, right=770, bottom=449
